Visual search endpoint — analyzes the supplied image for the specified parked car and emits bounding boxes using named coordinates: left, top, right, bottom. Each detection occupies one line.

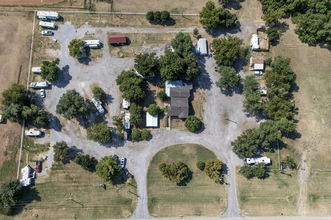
left=214, top=67, right=218, bottom=72
left=40, top=89, right=45, bottom=98
left=120, top=157, right=126, bottom=168
left=254, top=71, right=263, bottom=76
left=112, top=154, right=119, bottom=160
left=257, top=25, right=266, bottom=30
left=35, top=161, right=41, bottom=173
left=41, top=30, right=54, bottom=36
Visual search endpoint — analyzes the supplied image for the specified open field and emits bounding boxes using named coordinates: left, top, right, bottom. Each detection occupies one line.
left=0, top=12, right=33, bottom=183
left=236, top=167, right=299, bottom=216
left=147, top=144, right=227, bottom=217
left=4, top=162, right=137, bottom=220
left=0, top=0, right=83, bottom=7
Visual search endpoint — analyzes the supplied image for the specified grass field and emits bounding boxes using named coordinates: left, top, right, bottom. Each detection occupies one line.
left=4, top=162, right=137, bottom=220
left=147, top=144, right=227, bottom=217
left=236, top=167, right=299, bottom=216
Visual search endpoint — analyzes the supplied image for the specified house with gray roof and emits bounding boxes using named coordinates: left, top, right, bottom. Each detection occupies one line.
left=167, top=85, right=192, bottom=119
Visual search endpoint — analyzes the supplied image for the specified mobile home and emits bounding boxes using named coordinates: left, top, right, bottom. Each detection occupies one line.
left=29, top=82, right=48, bottom=89
left=84, top=40, right=101, bottom=49
left=39, top=21, right=56, bottom=29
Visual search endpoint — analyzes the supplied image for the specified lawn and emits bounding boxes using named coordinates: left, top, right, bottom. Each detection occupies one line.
left=235, top=167, right=299, bottom=216
left=7, top=162, right=137, bottom=220
left=147, top=144, right=227, bottom=217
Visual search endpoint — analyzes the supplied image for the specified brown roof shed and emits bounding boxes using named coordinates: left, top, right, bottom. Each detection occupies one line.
left=109, top=34, right=127, bottom=44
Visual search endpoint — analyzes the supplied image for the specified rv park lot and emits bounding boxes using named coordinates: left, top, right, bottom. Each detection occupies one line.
left=1, top=0, right=331, bottom=219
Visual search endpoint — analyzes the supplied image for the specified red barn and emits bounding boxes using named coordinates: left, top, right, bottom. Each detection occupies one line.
left=109, top=34, right=127, bottom=44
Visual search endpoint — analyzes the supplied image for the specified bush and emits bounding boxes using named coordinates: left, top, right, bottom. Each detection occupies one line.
left=68, top=39, right=85, bottom=58
left=141, top=129, right=150, bottom=140
left=92, top=86, right=106, bottom=100
left=196, top=161, right=205, bottom=171
left=157, top=90, right=168, bottom=101
left=265, top=57, right=272, bottom=66
left=87, top=122, right=112, bottom=143
left=147, top=104, right=160, bottom=116
left=204, top=159, right=223, bottom=182
left=185, top=116, right=202, bottom=132
left=131, top=128, right=141, bottom=141
left=159, top=162, right=190, bottom=184
left=146, top=11, right=154, bottom=21
left=74, top=154, right=93, bottom=171
left=286, top=156, right=296, bottom=170
left=159, top=162, right=166, bottom=171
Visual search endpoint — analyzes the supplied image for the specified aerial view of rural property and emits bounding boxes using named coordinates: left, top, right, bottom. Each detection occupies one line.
left=1, top=0, right=331, bottom=219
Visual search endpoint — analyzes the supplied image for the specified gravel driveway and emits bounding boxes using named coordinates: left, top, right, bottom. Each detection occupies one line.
left=37, top=21, right=259, bottom=219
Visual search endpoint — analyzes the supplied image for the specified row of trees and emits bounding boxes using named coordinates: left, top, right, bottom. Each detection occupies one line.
left=0, top=180, right=22, bottom=215
left=146, top=11, right=170, bottom=23
left=239, top=163, right=268, bottom=179
left=1, top=84, right=49, bottom=127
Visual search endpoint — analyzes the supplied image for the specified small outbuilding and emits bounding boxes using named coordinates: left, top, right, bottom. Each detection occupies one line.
left=32, top=67, right=41, bottom=74
left=146, top=112, right=158, bottom=128
left=109, top=34, right=127, bottom=44
left=197, top=38, right=208, bottom=56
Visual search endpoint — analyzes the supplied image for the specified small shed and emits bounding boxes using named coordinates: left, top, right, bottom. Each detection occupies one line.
left=125, top=113, right=130, bottom=130
left=250, top=34, right=259, bottom=50
left=123, top=99, right=130, bottom=109
left=109, top=34, right=127, bottom=44
left=165, top=80, right=183, bottom=97
left=146, top=112, right=158, bottom=127
left=197, top=38, right=208, bottom=56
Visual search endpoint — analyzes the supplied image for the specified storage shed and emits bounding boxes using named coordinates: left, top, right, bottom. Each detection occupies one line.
left=197, top=38, right=208, bottom=56
left=146, top=112, right=158, bottom=127
left=109, top=35, right=127, bottom=44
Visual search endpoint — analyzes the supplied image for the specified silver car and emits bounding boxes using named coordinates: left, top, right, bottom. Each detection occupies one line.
left=41, top=30, right=53, bottom=36
left=40, top=89, right=45, bottom=98
left=120, top=157, right=126, bottom=168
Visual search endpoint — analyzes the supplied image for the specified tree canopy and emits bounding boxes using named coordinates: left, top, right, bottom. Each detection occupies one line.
left=134, top=53, right=159, bottom=78
left=212, top=36, right=244, bottom=66
left=242, top=75, right=265, bottom=115
left=87, top=122, right=112, bottom=143
left=56, top=90, right=89, bottom=120
left=147, top=104, right=160, bottom=116
left=130, top=103, right=143, bottom=127
left=185, top=116, right=202, bottom=132
left=131, top=127, right=141, bottom=141
left=96, top=156, right=122, bottom=182
left=204, top=159, right=223, bottom=182
left=171, top=32, right=194, bottom=58
left=116, top=70, right=146, bottom=102
left=239, top=163, right=268, bottom=179
left=92, top=86, right=106, bottom=100
left=0, top=180, right=22, bottom=215
left=68, top=39, right=86, bottom=58
left=21, top=104, right=49, bottom=127
left=41, top=58, right=60, bottom=82
left=146, top=11, right=170, bottom=23
left=141, top=129, right=150, bottom=140
left=159, top=162, right=190, bottom=184
left=1, top=84, right=28, bottom=106
left=160, top=50, right=184, bottom=81
left=199, top=1, right=237, bottom=29
left=53, top=141, right=70, bottom=163
left=231, top=128, right=260, bottom=158
left=216, top=66, right=241, bottom=89
left=74, top=154, right=94, bottom=171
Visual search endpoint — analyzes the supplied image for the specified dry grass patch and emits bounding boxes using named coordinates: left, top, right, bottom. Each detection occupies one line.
left=147, top=144, right=227, bottom=217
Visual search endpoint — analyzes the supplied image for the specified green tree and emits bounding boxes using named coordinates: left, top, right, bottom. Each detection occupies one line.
left=146, top=11, right=154, bottom=21
left=160, top=50, right=184, bottom=80
left=185, top=116, right=202, bottom=132
left=199, top=1, right=237, bottom=29
left=216, top=66, right=241, bottom=89
left=147, top=104, right=160, bottom=116
left=286, top=156, right=296, bottom=170
left=41, top=58, right=60, bottom=82
left=1, top=84, right=28, bottom=106
left=53, top=141, right=70, bottom=163
left=242, top=75, right=264, bottom=115
left=212, top=36, right=244, bottom=66
left=87, top=122, right=112, bottom=143
left=157, top=90, right=168, bottom=101
left=252, top=163, right=267, bottom=179
left=266, top=27, right=279, bottom=43
left=131, top=128, right=141, bottom=141
left=22, top=104, right=49, bottom=127
left=154, top=11, right=162, bottom=23
left=276, top=118, right=296, bottom=133
left=193, top=28, right=199, bottom=37
left=204, top=159, right=223, bottom=182
left=141, top=129, right=150, bottom=140
left=184, top=56, right=201, bottom=80
left=1, top=104, right=24, bottom=123
left=92, top=86, right=106, bottom=100
left=56, top=90, right=89, bottom=120
left=196, top=161, right=205, bottom=171
left=96, top=156, right=122, bottom=182
left=265, top=57, right=272, bottom=66
left=68, top=39, right=85, bottom=58
left=239, top=164, right=254, bottom=179
left=171, top=32, right=194, bottom=58
left=116, top=71, right=146, bottom=102
left=112, top=115, right=124, bottom=138
left=258, top=120, right=282, bottom=148
left=231, top=128, right=260, bottom=158
left=74, top=154, right=93, bottom=171
left=161, top=10, right=170, bottom=22
left=134, top=53, right=159, bottom=78
left=130, top=103, right=143, bottom=127
left=160, top=162, right=190, bottom=184
left=0, top=180, right=22, bottom=215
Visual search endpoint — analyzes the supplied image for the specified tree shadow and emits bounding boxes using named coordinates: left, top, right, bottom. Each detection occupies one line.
left=149, top=17, right=176, bottom=26
left=53, top=65, right=72, bottom=88
left=48, top=113, right=62, bottom=132
left=111, top=168, right=129, bottom=185
left=176, top=169, right=193, bottom=186
left=225, top=0, right=245, bottom=10
left=13, top=187, right=41, bottom=216
left=220, top=83, right=243, bottom=96
left=104, top=94, right=114, bottom=105
left=78, top=57, right=91, bottom=65
left=196, top=56, right=212, bottom=90
left=206, top=21, right=241, bottom=38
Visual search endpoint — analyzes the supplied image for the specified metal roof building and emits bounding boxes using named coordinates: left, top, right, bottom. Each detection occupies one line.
left=109, top=34, right=127, bottom=44
left=197, top=38, right=208, bottom=56
left=146, top=112, right=158, bottom=127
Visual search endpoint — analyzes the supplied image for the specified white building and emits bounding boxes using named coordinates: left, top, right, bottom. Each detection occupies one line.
left=165, top=80, right=183, bottom=97
left=146, top=112, right=158, bottom=127
left=39, top=21, right=56, bottom=29
left=32, top=67, right=41, bottom=74
left=253, top=63, right=264, bottom=71
left=37, top=11, right=60, bottom=20
left=197, top=38, right=208, bottom=56
left=123, top=99, right=130, bottom=109
left=84, top=40, right=101, bottom=48
left=92, top=98, right=105, bottom=114
left=125, top=113, right=130, bottom=130
left=250, top=34, right=259, bottom=50
left=25, top=129, right=42, bottom=137
left=245, top=157, right=270, bottom=165
left=20, top=165, right=34, bottom=186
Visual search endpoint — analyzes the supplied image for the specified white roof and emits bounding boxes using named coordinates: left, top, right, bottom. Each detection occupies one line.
left=165, top=80, right=183, bottom=97
left=84, top=40, right=100, bottom=45
left=245, top=157, right=270, bottom=165
left=39, top=21, right=55, bottom=28
left=125, top=113, right=130, bottom=130
left=92, top=98, right=104, bottom=114
left=37, top=11, right=59, bottom=18
left=253, top=63, right=264, bottom=70
left=25, top=129, right=41, bottom=136
left=30, top=81, right=48, bottom=88
left=146, top=112, right=158, bottom=127
left=123, top=99, right=130, bottom=109
left=197, top=38, right=208, bottom=55
left=20, top=166, right=32, bottom=186
left=250, top=34, right=259, bottom=50
left=32, top=67, right=41, bottom=72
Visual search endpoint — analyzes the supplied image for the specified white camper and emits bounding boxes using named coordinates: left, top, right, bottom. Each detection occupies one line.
left=32, top=67, right=41, bottom=74
left=197, top=38, right=208, bottom=56
left=84, top=40, right=101, bottom=48
left=25, top=129, right=42, bottom=137
left=245, top=157, right=270, bottom=165
left=92, top=98, right=105, bottom=114
left=29, top=81, right=48, bottom=89
left=125, top=113, right=130, bottom=130
left=122, top=99, right=130, bottom=109
left=37, top=11, right=60, bottom=20
left=39, top=21, right=56, bottom=29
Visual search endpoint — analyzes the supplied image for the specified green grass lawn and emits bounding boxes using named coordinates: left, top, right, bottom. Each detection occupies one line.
left=147, top=144, right=227, bottom=217
left=236, top=167, right=299, bottom=216
left=7, top=162, right=137, bottom=220
left=0, top=139, right=19, bottom=183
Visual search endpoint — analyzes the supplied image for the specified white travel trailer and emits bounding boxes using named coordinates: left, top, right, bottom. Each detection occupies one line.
left=29, top=81, right=48, bottom=89
left=37, top=11, right=60, bottom=20
left=84, top=40, right=101, bottom=49
left=39, top=21, right=56, bottom=29
left=25, top=129, right=42, bottom=137
left=32, top=67, right=41, bottom=74
left=92, top=98, right=105, bottom=114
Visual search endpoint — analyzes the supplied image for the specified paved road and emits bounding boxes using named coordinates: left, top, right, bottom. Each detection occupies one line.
left=36, top=21, right=258, bottom=219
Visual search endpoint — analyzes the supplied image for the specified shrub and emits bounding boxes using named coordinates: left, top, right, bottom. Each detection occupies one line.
left=92, top=86, right=106, bottom=100
left=265, top=57, right=272, bottom=66
left=157, top=90, right=168, bottom=101
left=147, top=104, right=160, bottom=116
left=131, top=128, right=141, bottom=141
left=204, top=159, right=223, bottom=182
left=74, top=154, right=93, bottom=171
left=146, top=11, right=154, bottom=21
left=196, top=161, right=205, bottom=171
left=141, top=129, right=150, bottom=140
left=185, top=116, right=202, bottom=132
left=159, top=162, right=166, bottom=171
